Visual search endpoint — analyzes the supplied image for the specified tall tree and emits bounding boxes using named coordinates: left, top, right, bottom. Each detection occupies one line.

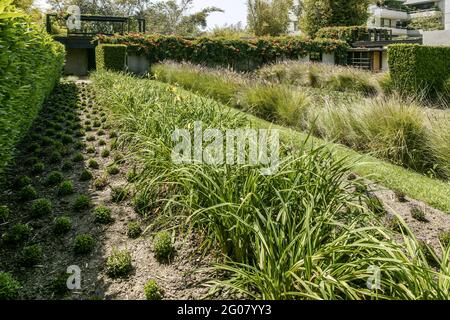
left=247, top=0, right=293, bottom=36
left=145, top=0, right=223, bottom=35
left=300, top=0, right=370, bottom=37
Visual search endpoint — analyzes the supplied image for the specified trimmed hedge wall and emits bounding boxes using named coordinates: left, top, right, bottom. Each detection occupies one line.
left=316, top=26, right=369, bottom=43
left=0, top=17, right=65, bottom=176
left=96, top=44, right=127, bottom=72
left=96, top=34, right=349, bottom=70
left=388, top=44, right=450, bottom=96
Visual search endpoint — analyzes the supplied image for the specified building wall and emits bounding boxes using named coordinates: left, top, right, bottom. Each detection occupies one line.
left=445, top=0, right=450, bottom=29
left=64, top=48, right=88, bottom=76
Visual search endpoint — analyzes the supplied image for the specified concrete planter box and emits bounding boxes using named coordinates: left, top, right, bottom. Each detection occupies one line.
left=127, top=54, right=150, bottom=75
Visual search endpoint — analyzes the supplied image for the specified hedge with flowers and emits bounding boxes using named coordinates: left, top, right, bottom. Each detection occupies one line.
left=96, top=34, right=349, bottom=71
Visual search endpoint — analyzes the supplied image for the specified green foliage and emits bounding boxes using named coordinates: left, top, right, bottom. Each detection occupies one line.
left=388, top=44, right=450, bottom=97
left=30, top=198, right=52, bottom=218
left=14, top=175, right=32, bottom=189
left=19, top=185, right=37, bottom=201
left=105, top=248, right=132, bottom=278
left=0, top=205, right=10, bottom=222
left=101, top=148, right=110, bottom=158
left=95, top=44, right=127, bottom=72
left=80, top=169, right=93, bottom=181
left=111, top=186, right=128, bottom=203
left=409, top=14, right=444, bottom=31
left=1, top=223, right=31, bottom=245
left=31, top=162, right=45, bottom=174
left=411, top=206, right=428, bottom=222
left=144, top=280, right=164, bottom=300
left=127, top=221, right=142, bottom=239
left=0, top=272, right=21, bottom=300
left=88, top=159, right=99, bottom=169
left=45, top=171, right=64, bottom=186
left=316, top=26, right=370, bottom=43
left=0, top=12, right=64, bottom=177
left=51, top=272, right=69, bottom=295
left=96, top=34, right=348, bottom=72
left=53, top=216, right=72, bottom=235
left=247, top=0, right=294, bottom=36
left=106, top=164, right=120, bottom=175
left=153, top=231, right=175, bottom=263
left=20, top=244, right=43, bottom=267
left=58, top=180, right=74, bottom=196
left=94, top=175, right=108, bottom=190
left=439, top=231, right=450, bottom=247
left=73, top=234, right=95, bottom=254
left=72, top=152, right=84, bottom=162
left=93, top=205, right=113, bottom=224
left=72, top=195, right=91, bottom=212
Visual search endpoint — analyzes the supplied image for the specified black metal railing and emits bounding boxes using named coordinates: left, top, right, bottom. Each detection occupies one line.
left=46, top=14, right=146, bottom=36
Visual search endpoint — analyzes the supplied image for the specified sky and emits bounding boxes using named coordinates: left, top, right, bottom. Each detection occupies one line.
left=33, top=0, right=248, bottom=29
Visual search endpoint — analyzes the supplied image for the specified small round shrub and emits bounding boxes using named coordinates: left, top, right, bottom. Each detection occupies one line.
left=62, top=160, right=74, bottom=171
left=94, top=175, right=108, bottom=190
left=107, top=165, right=120, bottom=175
left=14, top=175, right=32, bottom=189
left=30, top=198, right=52, bottom=218
left=31, top=162, right=45, bottom=174
left=133, top=193, right=151, bottom=216
left=0, top=205, right=10, bottom=222
left=144, top=280, right=164, bottom=300
left=73, top=195, right=91, bottom=212
left=411, top=206, right=428, bottom=222
left=113, top=152, right=125, bottom=164
left=61, top=134, right=73, bottom=144
left=72, top=153, right=84, bottom=162
left=19, top=185, right=38, bottom=201
left=74, top=141, right=85, bottom=150
left=45, top=171, right=64, bottom=186
left=73, top=234, right=95, bottom=254
left=58, top=180, right=74, bottom=196
left=109, top=131, right=118, bottom=139
left=98, top=139, right=106, bottom=146
left=153, top=231, right=175, bottom=263
left=111, top=186, right=128, bottom=203
left=88, top=159, right=99, bottom=169
left=80, top=169, right=93, bottom=181
left=0, top=272, right=21, bottom=300
left=48, top=151, right=62, bottom=164
left=86, top=135, right=95, bottom=142
left=93, top=205, right=113, bottom=224
left=1, top=223, right=31, bottom=244
left=53, top=216, right=72, bottom=235
left=51, top=272, right=70, bottom=295
left=438, top=231, right=450, bottom=247
left=127, top=222, right=142, bottom=239
left=101, top=149, right=110, bottom=158
left=394, top=190, right=407, bottom=203
left=105, top=248, right=132, bottom=278
left=97, top=129, right=105, bottom=136
left=20, top=244, right=43, bottom=267
left=86, top=146, right=96, bottom=154
left=93, top=120, right=101, bottom=128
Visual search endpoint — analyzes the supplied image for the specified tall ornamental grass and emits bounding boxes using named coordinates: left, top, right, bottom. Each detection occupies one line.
left=92, top=71, right=450, bottom=300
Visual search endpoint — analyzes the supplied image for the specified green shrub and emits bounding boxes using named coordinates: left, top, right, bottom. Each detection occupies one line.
left=101, top=149, right=110, bottom=158
left=107, top=164, right=120, bottom=175
left=45, top=171, right=64, bottom=186
left=316, top=26, right=370, bottom=43
left=51, top=272, right=69, bottom=295
left=72, top=195, right=91, bottom=212
left=95, top=44, right=127, bottom=72
left=93, top=205, right=113, bottom=224
left=427, top=119, right=450, bottom=179
left=20, top=244, right=43, bottom=267
left=30, top=198, right=52, bottom=218
left=388, top=44, right=450, bottom=97
left=31, top=162, right=45, bottom=174
left=53, top=216, right=72, bottom=235
left=127, top=221, right=142, bottom=239
left=111, top=186, right=128, bottom=203
left=19, top=185, right=37, bottom=201
left=58, top=180, right=74, bottom=196
left=105, top=248, right=132, bottom=278
left=14, top=175, right=32, bottom=189
left=72, top=152, right=84, bottom=162
left=153, top=231, right=175, bottom=263
left=411, top=206, right=428, bottom=222
left=88, top=159, right=99, bottom=169
left=97, top=34, right=348, bottom=71
left=439, top=231, right=450, bottom=247
left=144, top=280, right=164, bottom=300
left=0, top=205, right=10, bottom=222
left=86, top=146, right=96, bottom=154
left=80, top=169, right=93, bottom=181
left=0, top=272, right=21, bottom=300
left=0, top=12, right=64, bottom=177
left=94, top=175, right=108, bottom=190
left=73, top=234, right=95, bottom=254
left=2, top=223, right=31, bottom=245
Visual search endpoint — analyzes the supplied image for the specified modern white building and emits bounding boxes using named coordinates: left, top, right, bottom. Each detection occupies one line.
left=368, top=0, right=449, bottom=36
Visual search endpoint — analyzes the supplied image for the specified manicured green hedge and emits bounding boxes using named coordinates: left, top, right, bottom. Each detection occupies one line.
left=316, top=26, right=369, bottom=43
left=96, top=34, right=349, bottom=71
left=388, top=44, right=450, bottom=96
left=0, top=16, right=65, bottom=177
left=95, top=44, right=127, bottom=72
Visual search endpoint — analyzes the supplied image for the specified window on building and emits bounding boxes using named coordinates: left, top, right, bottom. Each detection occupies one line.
left=347, top=51, right=372, bottom=70
left=309, top=52, right=322, bottom=62
left=381, top=18, right=392, bottom=27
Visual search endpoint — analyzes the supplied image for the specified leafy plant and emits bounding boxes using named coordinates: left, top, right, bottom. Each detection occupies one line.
left=93, top=205, right=113, bottom=224
left=73, top=234, right=95, bottom=254
left=72, top=195, right=91, bottom=212
left=0, top=272, right=21, bottom=300
left=105, top=248, right=133, bottom=278
left=30, top=198, right=52, bottom=218
left=127, top=222, right=142, bottom=239
left=144, top=280, right=164, bottom=300
left=20, top=244, right=43, bottom=267
left=53, top=216, right=72, bottom=235
left=153, top=231, right=175, bottom=263
left=58, top=180, right=74, bottom=196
